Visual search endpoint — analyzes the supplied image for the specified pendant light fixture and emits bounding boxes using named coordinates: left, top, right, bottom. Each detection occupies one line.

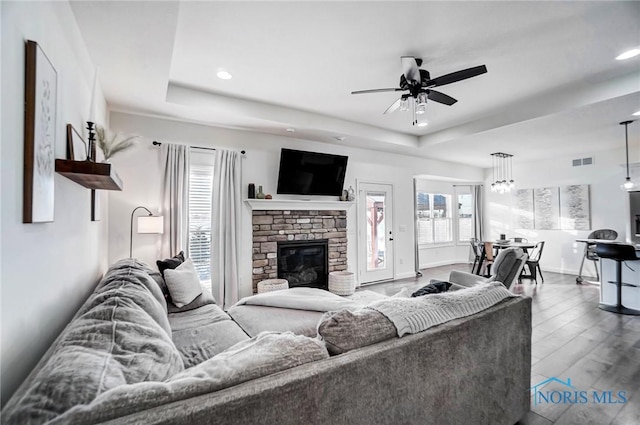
left=620, top=120, right=637, bottom=191
left=490, top=152, right=515, bottom=194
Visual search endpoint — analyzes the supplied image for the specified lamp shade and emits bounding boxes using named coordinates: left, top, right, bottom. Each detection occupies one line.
left=137, top=216, right=164, bottom=234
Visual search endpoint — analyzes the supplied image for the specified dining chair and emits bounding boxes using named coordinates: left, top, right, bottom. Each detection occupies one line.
left=482, top=242, right=495, bottom=277
left=470, top=238, right=481, bottom=273
left=524, top=241, right=545, bottom=284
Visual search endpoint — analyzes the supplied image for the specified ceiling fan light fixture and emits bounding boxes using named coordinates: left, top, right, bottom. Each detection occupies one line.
left=400, top=98, right=409, bottom=112
left=416, top=92, right=427, bottom=106
left=615, top=48, right=640, bottom=60
left=216, top=70, right=233, bottom=80
left=417, top=121, right=428, bottom=127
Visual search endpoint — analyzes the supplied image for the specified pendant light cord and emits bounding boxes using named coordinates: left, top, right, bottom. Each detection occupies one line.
left=621, top=120, right=635, bottom=180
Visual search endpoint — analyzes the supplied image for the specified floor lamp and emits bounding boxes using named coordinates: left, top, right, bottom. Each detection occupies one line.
left=130, top=206, right=164, bottom=258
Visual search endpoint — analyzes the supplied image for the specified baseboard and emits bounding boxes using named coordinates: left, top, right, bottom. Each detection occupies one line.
left=419, top=259, right=470, bottom=269
left=541, top=265, right=597, bottom=279
left=395, top=271, right=417, bottom=280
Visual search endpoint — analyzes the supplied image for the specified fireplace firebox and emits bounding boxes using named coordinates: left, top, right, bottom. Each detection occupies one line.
left=277, top=240, right=328, bottom=290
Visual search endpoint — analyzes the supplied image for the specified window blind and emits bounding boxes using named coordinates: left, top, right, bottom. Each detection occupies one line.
left=188, top=164, right=213, bottom=283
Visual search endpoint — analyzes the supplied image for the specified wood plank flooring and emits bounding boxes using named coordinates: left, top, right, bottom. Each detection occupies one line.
left=361, top=264, right=640, bottom=425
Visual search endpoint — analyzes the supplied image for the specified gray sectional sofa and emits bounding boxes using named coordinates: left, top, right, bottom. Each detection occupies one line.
left=2, top=259, right=532, bottom=425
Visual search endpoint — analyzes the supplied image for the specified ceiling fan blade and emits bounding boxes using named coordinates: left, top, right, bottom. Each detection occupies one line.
left=427, top=90, right=457, bottom=106
left=401, top=56, right=421, bottom=85
left=351, top=88, right=403, bottom=95
left=425, top=65, right=487, bottom=87
left=383, top=98, right=402, bottom=115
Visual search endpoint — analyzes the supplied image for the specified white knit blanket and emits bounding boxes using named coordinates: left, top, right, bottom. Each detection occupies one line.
left=366, top=282, right=516, bottom=337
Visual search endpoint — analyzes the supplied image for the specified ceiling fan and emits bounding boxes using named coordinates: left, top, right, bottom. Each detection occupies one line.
left=351, top=56, right=487, bottom=125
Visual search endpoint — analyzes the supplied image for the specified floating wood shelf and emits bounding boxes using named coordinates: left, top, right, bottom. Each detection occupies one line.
left=55, top=159, right=123, bottom=190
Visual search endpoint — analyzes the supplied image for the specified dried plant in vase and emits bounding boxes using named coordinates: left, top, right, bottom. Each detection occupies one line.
left=95, top=125, right=140, bottom=161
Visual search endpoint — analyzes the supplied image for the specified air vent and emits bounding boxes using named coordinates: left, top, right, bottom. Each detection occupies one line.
left=572, top=157, right=594, bottom=167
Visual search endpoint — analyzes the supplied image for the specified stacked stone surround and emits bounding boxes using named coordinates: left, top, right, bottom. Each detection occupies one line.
left=252, top=210, right=347, bottom=293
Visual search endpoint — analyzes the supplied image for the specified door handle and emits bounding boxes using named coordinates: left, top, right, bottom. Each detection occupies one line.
left=389, top=238, right=394, bottom=241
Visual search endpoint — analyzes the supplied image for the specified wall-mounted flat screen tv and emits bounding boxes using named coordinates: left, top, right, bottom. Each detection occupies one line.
left=276, top=148, right=348, bottom=196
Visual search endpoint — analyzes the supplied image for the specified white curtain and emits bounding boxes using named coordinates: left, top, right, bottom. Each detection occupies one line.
left=160, top=143, right=189, bottom=258
left=211, top=149, right=242, bottom=309
left=473, top=184, right=484, bottom=242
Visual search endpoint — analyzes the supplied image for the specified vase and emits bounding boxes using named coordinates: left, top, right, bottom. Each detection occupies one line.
left=347, top=186, right=355, bottom=201
left=248, top=183, right=256, bottom=199
left=256, top=185, right=265, bottom=199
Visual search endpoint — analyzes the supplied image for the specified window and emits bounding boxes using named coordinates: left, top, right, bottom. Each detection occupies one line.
left=416, top=192, right=452, bottom=244
left=458, top=193, right=474, bottom=242
left=188, top=154, right=214, bottom=285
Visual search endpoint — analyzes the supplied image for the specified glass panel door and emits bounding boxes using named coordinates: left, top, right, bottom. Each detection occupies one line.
left=359, top=182, right=394, bottom=283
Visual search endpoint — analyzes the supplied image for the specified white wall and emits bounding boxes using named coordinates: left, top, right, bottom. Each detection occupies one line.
left=416, top=179, right=474, bottom=268
left=485, top=148, right=633, bottom=278
left=107, top=112, right=483, bottom=299
left=1, top=1, right=108, bottom=405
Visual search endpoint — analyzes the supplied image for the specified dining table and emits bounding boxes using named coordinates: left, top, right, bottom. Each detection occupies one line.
left=473, top=240, right=537, bottom=276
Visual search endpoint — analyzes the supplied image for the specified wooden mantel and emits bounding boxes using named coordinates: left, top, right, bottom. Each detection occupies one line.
left=244, top=199, right=355, bottom=211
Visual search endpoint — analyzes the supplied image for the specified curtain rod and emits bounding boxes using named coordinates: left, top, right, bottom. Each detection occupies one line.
left=152, top=140, right=245, bottom=155
left=452, top=184, right=484, bottom=187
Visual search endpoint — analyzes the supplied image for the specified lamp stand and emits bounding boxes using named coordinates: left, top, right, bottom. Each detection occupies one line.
left=130, top=206, right=153, bottom=258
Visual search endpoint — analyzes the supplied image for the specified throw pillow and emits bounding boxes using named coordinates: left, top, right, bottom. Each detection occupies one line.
left=164, top=259, right=203, bottom=308
left=317, top=308, right=397, bottom=355
left=156, top=251, right=185, bottom=276
left=411, top=281, right=451, bottom=297
left=155, top=251, right=186, bottom=301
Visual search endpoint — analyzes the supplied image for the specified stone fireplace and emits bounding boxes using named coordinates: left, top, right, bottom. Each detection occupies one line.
left=251, top=209, right=347, bottom=293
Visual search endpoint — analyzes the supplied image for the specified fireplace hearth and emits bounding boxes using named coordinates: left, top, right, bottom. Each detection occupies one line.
left=277, top=240, right=328, bottom=289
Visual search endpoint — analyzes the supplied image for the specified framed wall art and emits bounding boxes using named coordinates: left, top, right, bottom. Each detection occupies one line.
left=560, top=184, right=591, bottom=230
left=66, top=123, right=87, bottom=161
left=534, top=187, right=560, bottom=230
left=23, top=40, right=57, bottom=223
left=513, top=188, right=534, bottom=230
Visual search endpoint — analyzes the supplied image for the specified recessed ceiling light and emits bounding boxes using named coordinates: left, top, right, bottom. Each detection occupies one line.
left=633, top=110, right=640, bottom=116
left=417, top=122, right=428, bottom=127
left=216, top=70, right=233, bottom=80
left=286, top=128, right=295, bottom=132
left=615, top=49, right=640, bottom=60
left=335, top=136, right=346, bottom=141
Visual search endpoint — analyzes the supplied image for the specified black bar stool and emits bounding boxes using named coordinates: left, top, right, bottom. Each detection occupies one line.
left=595, top=243, right=640, bottom=316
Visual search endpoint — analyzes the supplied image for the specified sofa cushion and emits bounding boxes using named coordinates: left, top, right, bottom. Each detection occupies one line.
left=164, top=259, right=203, bottom=307
left=167, top=288, right=216, bottom=314
left=98, top=258, right=169, bottom=315
left=317, top=308, right=397, bottom=355
left=168, top=303, right=231, bottom=331
left=227, top=304, right=325, bottom=337
left=46, top=332, right=330, bottom=425
left=1, top=290, right=184, bottom=424
left=88, top=260, right=173, bottom=336
left=172, top=320, right=250, bottom=368
left=173, top=331, right=329, bottom=380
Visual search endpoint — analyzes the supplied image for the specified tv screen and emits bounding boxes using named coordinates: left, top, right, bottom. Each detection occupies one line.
left=277, top=149, right=348, bottom=196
